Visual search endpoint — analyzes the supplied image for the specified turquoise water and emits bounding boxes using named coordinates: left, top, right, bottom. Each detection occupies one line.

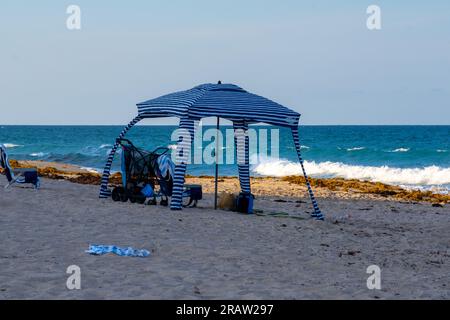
left=1, top=125, right=449, bottom=191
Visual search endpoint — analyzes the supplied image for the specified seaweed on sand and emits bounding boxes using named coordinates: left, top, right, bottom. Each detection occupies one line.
left=282, top=176, right=449, bottom=204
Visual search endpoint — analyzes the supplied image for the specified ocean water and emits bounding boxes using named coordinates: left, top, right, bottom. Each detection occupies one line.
left=1, top=125, right=449, bottom=192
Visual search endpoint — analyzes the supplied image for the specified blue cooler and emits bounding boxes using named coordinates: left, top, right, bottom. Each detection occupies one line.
left=236, top=192, right=254, bottom=214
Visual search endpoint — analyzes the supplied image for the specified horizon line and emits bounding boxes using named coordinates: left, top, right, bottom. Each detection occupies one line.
left=1, top=124, right=450, bottom=127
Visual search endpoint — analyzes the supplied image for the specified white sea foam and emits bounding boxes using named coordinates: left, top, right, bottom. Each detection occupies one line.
left=399, top=185, right=449, bottom=195
left=390, top=148, right=410, bottom=153
left=168, top=144, right=177, bottom=150
left=80, top=167, right=102, bottom=174
left=83, top=145, right=113, bottom=156
left=346, top=147, right=365, bottom=151
left=251, top=157, right=450, bottom=187
left=3, top=143, right=23, bottom=148
left=437, top=149, right=448, bottom=153
left=101, top=145, right=113, bottom=156
left=30, top=152, right=46, bottom=157
left=287, top=145, right=309, bottom=150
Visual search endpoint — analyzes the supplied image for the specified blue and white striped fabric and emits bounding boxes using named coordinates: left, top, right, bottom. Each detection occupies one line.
left=86, top=245, right=150, bottom=258
left=137, top=84, right=300, bottom=127
left=233, top=120, right=251, bottom=193
left=291, top=127, right=324, bottom=220
left=157, top=154, right=175, bottom=180
left=100, top=115, right=142, bottom=198
left=99, top=83, right=324, bottom=220
left=171, top=118, right=198, bottom=209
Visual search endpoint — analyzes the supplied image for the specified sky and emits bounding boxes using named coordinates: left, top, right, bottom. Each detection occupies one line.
left=0, top=0, right=449, bottom=125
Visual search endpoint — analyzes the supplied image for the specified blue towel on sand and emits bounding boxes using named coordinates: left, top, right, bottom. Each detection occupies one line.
left=86, top=245, right=150, bottom=258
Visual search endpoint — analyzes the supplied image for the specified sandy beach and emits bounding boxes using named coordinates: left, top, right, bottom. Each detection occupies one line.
left=0, top=172, right=448, bottom=299
left=2, top=0, right=450, bottom=304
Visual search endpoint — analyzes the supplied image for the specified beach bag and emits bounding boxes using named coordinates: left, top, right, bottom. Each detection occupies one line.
left=141, top=184, right=154, bottom=198
left=236, top=192, right=254, bottom=214
left=183, top=184, right=203, bottom=201
left=181, top=184, right=202, bottom=207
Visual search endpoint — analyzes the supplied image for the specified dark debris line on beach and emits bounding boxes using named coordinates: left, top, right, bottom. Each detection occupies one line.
left=4, top=159, right=449, bottom=205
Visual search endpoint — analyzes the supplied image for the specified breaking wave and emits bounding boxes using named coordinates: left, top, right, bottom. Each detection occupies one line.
left=80, top=166, right=102, bottom=174
left=346, top=147, right=365, bottom=151
left=3, top=143, right=23, bottom=148
left=30, top=152, right=47, bottom=157
left=251, top=157, right=450, bottom=187
left=390, top=148, right=410, bottom=153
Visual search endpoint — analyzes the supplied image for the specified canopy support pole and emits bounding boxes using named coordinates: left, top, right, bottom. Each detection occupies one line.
left=214, top=117, right=220, bottom=210
left=99, top=115, right=142, bottom=198
left=291, top=126, right=324, bottom=220
left=170, top=117, right=198, bottom=210
left=233, top=120, right=251, bottom=194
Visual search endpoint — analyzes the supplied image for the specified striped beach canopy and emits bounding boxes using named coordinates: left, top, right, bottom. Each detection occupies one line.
left=136, top=83, right=300, bottom=127
left=99, top=83, right=324, bottom=220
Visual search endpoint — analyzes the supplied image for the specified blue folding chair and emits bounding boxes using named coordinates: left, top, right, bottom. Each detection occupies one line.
left=0, top=144, right=40, bottom=189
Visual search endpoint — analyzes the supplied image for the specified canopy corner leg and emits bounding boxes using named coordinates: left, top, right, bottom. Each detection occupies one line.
left=98, top=115, right=142, bottom=198
left=291, top=127, right=324, bottom=221
left=233, top=120, right=251, bottom=194
left=170, top=118, right=198, bottom=210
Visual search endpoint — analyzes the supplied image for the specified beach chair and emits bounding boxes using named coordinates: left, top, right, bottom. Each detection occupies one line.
left=0, top=144, right=40, bottom=189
